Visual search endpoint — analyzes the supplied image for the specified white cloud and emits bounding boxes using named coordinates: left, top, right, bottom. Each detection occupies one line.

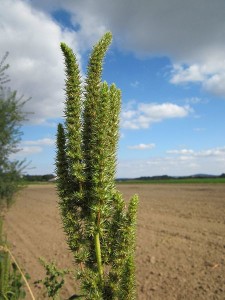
left=203, top=73, right=225, bottom=97
left=184, top=97, right=208, bottom=105
left=30, top=0, right=108, bottom=51
left=170, top=64, right=205, bottom=84
left=196, top=147, right=225, bottom=158
left=23, top=138, right=55, bottom=146
left=121, top=102, right=191, bottom=129
left=31, top=0, right=225, bottom=98
left=170, top=62, right=225, bottom=98
left=15, top=146, right=42, bottom=156
left=11, top=138, right=55, bottom=158
left=0, top=0, right=82, bottom=124
left=118, top=146, right=225, bottom=177
left=193, top=128, right=205, bottom=132
left=167, top=146, right=225, bottom=158
left=130, top=80, right=139, bottom=88
left=117, top=145, right=225, bottom=177
left=128, top=143, right=155, bottom=150
left=55, top=0, right=225, bottom=61
left=2, top=0, right=225, bottom=129
left=167, top=149, right=194, bottom=155
left=117, top=156, right=200, bottom=178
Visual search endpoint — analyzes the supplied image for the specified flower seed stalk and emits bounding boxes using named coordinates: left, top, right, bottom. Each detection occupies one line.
left=56, top=32, right=138, bottom=299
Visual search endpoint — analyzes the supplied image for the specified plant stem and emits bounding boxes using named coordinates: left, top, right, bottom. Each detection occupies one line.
left=7, top=247, right=35, bottom=300
left=94, top=212, right=103, bottom=283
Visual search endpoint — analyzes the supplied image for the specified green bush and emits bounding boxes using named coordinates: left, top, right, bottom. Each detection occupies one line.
left=0, top=219, right=28, bottom=300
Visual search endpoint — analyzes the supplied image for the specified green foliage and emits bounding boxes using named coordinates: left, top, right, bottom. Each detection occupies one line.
left=0, top=218, right=27, bottom=300
left=23, top=174, right=55, bottom=182
left=35, top=258, right=69, bottom=300
left=0, top=53, right=31, bottom=300
left=0, top=53, right=27, bottom=211
left=56, top=32, right=139, bottom=299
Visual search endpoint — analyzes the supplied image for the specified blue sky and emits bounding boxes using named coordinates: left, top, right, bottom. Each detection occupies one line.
left=1, top=0, right=225, bottom=177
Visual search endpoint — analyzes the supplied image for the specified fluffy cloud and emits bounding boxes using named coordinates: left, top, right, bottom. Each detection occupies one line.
left=23, top=138, right=55, bottom=146
left=130, top=81, right=139, bottom=88
left=32, top=0, right=225, bottom=98
left=167, top=147, right=225, bottom=158
left=33, top=0, right=225, bottom=59
left=196, top=147, right=225, bottom=158
left=2, top=0, right=225, bottom=128
left=118, top=157, right=199, bottom=178
left=170, top=65, right=205, bottom=84
left=193, top=128, right=205, bottom=132
left=12, top=138, right=55, bottom=157
left=122, top=102, right=191, bottom=129
left=203, top=73, right=225, bottom=97
left=29, top=0, right=108, bottom=50
left=14, top=146, right=42, bottom=156
left=0, top=0, right=81, bottom=124
left=170, top=63, right=225, bottom=97
left=128, top=143, right=155, bottom=150
left=167, top=149, right=194, bottom=155
left=118, top=146, right=225, bottom=178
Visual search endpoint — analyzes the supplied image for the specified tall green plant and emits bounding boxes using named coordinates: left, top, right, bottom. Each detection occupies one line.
left=0, top=53, right=33, bottom=300
left=35, top=258, right=69, bottom=300
left=0, top=218, right=27, bottom=300
left=56, top=32, right=138, bottom=299
left=0, top=52, right=27, bottom=212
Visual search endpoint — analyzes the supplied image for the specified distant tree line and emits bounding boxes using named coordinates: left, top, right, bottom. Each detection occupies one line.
left=117, top=173, right=225, bottom=182
left=23, top=173, right=225, bottom=183
left=23, top=174, right=55, bottom=182
left=134, top=174, right=225, bottom=180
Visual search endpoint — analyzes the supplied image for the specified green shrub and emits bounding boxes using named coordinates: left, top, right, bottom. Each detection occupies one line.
left=0, top=218, right=28, bottom=300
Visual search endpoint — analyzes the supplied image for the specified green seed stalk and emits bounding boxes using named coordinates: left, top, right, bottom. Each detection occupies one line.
left=56, top=32, right=138, bottom=299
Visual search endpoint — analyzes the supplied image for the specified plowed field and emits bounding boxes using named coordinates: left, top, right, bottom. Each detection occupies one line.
left=4, top=184, right=225, bottom=299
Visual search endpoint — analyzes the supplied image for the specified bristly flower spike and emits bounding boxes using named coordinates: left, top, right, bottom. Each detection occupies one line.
left=56, top=32, right=139, bottom=299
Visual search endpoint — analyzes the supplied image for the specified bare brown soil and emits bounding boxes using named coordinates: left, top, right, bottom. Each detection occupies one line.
left=4, top=184, right=225, bottom=299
